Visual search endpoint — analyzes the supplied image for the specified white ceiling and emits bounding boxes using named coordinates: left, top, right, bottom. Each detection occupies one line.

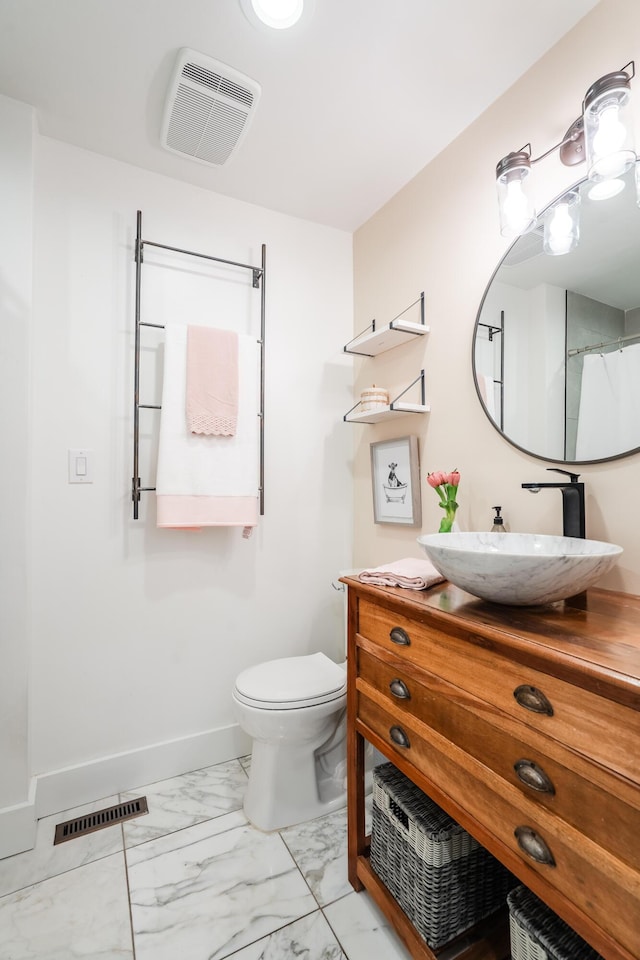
left=0, top=0, right=600, bottom=231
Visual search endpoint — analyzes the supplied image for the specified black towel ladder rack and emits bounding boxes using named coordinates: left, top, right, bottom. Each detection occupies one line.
left=131, top=209, right=266, bottom=519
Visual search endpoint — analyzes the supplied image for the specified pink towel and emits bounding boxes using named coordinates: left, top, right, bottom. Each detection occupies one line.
left=358, top=557, right=445, bottom=591
left=157, top=327, right=260, bottom=530
left=186, top=326, right=239, bottom=436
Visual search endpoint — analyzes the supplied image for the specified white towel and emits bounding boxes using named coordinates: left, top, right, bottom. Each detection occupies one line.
left=358, top=558, right=445, bottom=591
left=478, top=373, right=497, bottom=420
left=156, top=325, right=260, bottom=529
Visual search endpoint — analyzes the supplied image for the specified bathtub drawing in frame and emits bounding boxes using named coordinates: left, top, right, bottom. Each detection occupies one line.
left=370, top=435, right=421, bottom=525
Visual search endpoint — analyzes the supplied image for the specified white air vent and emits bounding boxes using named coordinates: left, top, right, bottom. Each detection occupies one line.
left=161, top=49, right=261, bottom=166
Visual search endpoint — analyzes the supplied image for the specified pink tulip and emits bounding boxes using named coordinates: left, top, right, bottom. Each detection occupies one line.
left=427, top=469, right=460, bottom=532
left=427, top=471, right=447, bottom=488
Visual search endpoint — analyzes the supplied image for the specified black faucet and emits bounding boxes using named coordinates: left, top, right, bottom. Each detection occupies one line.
left=521, top=468, right=585, bottom=539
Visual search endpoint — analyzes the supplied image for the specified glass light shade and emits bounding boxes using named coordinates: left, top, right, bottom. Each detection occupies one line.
left=496, top=153, right=536, bottom=238
left=588, top=178, right=625, bottom=201
left=584, top=71, right=635, bottom=182
left=543, top=191, right=580, bottom=256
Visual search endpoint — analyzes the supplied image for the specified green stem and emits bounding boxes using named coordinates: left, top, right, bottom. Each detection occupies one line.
left=438, top=501, right=458, bottom=533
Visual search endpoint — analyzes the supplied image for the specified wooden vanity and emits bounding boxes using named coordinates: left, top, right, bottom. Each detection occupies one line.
left=343, top=577, right=640, bottom=960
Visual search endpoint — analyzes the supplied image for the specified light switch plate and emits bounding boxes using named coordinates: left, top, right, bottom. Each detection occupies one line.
left=68, top=449, right=93, bottom=483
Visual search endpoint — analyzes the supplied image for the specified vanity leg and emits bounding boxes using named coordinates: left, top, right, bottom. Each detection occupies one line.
left=347, top=588, right=365, bottom=891
left=347, top=726, right=365, bottom=890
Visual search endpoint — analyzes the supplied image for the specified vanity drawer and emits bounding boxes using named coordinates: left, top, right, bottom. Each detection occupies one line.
left=357, top=691, right=640, bottom=960
left=357, top=648, right=640, bottom=869
left=357, top=599, right=640, bottom=784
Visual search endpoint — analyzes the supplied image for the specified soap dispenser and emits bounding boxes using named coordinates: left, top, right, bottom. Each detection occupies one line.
left=491, top=506, right=509, bottom=532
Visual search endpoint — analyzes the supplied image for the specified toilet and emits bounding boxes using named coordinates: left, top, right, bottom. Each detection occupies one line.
left=232, top=651, right=349, bottom=831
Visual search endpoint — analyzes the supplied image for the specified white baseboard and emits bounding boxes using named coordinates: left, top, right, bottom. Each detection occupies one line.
left=0, top=779, right=37, bottom=859
left=0, top=722, right=251, bottom=857
left=34, top=723, right=251, bottom=820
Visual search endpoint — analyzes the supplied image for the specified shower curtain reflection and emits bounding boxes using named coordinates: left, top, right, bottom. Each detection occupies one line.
left=575, top=343, right=640, bottom=459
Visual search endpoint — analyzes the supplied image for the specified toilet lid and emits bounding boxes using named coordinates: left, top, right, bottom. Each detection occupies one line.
left=235, top=652, right=346, bottom=708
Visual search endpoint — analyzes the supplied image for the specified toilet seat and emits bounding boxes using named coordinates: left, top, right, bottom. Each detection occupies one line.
left=234, top=652, right=347, bottom=710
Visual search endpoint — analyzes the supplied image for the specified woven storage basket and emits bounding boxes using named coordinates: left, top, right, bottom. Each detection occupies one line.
left=508, top=886, right=604, bottom=960
left=370, top=763, right=516, bottom=949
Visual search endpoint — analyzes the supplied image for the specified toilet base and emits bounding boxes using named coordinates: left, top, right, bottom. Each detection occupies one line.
left=244, top=738, right=347, bottom=831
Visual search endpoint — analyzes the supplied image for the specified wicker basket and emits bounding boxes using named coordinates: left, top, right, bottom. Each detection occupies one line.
left=508, top=886, right=604, bottom=960
left=370, top=763, right=516, bottom=949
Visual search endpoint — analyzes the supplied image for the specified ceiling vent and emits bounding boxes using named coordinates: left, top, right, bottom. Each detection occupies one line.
left=161, top=49, right=261, bottom=166
left=502, top=225, right=545, bottom=266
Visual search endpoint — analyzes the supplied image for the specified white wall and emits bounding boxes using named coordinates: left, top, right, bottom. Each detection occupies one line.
left=353, top=0, right=640, bottom=594
left=526, top=283, right=566, bottom=459
left=481, top=280, right=565, bottom=456
left=0, top=95, right=36, bottom=856
left=7, top=136, right=353, bottom=827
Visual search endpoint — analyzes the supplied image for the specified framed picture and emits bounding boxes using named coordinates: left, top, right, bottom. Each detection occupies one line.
left=370, top=435, right=421, bottom=525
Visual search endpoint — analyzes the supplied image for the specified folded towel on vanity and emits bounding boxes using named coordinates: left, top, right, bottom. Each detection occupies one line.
left=156, top=324, right=259, bottom=530
left=358, top=557, right=446, bottom=590
left=187, top=325, right=239, bottom=436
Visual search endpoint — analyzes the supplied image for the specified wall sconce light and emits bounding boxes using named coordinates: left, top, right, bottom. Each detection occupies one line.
left=584, top=67, right=636, bottom=182
left=496, top=149, right=536, bottom=238
left=496, top=61, right=636, bottom=247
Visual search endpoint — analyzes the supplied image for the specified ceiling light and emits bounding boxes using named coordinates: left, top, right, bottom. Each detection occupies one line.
left=241, top=0, right=305, bottom=30
left=496, top=61, right=636, bottom=250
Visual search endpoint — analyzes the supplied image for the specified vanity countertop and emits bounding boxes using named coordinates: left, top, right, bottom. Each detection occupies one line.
left=342, top=577, right=640, bottom=708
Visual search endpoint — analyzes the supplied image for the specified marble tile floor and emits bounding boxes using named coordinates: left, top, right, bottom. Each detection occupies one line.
left=0, top=757, right=411, bottom=960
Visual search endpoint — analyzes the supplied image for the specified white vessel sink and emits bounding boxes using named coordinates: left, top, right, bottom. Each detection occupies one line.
left=417, top=532, right=623, bottom=606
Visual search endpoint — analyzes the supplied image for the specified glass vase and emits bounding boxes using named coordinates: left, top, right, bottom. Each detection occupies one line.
left=438, top=506, right=458, bottom=533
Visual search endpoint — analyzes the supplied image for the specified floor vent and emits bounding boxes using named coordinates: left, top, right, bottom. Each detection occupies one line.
left=53, top=797, right=148, bottom=845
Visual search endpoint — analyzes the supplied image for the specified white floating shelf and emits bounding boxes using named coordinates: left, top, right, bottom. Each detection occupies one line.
left=344, top=401, right=430, bottom=424
left=344, top=319, right=429, bottom=357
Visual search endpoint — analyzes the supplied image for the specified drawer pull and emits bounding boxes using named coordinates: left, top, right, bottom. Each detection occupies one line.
left=514, top=826, right=556, bottom=867
left=389, top=725, right=411, bottom=748
left=390, top=627, right=411, bottom=646
left=514, top=759, right=555, bottom=795
left=513, top=684, right=554, bottom=716
left=389, top=679, right=411, bottom=700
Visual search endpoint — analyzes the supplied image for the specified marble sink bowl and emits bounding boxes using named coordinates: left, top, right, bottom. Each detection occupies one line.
left=417, top=532, right=623, bottom=606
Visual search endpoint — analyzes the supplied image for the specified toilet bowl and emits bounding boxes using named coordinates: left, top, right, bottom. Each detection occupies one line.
left=232, top=651, right=349, bottom=831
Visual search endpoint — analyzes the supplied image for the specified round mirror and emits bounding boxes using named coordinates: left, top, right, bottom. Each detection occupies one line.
left=473, top=165, right=640, bottom=463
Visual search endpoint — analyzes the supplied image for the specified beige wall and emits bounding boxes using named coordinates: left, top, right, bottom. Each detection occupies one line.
left=353, top=0, right=640, bottom=596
